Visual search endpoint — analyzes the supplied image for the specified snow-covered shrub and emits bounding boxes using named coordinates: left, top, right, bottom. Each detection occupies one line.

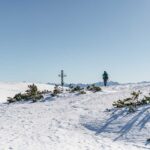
left=141, top=95, right=150, bottom=104
left=131, top=91, right=142, bottom=101
left=51, top=85, right=62, bottom=97
left=70, top=86, right=83, bottom=93
left=7, top=84, right=43, bottom=103
left=113, top=90, right=150, bottom=109
left=40, top=90, right=51, bottom=94
left=79, top=91, right=86, bottom=94
left=68, top=85, right=86, bottom=94
left=113, top=91, right=141, bottom=108
left=13, top=93, right=23, bottom=101
left=7, top=93, right=26, bottom=103
left=26, top=84, right=38, bottom=97
left=86, top=84, right=102, bottom=92
left=32, top=94, right=43, bottom=103
left=26, top=84, right=43, bottom=102
left=7, top=97, right=17, bottom=103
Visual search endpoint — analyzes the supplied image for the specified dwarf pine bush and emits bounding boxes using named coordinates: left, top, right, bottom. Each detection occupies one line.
left=86, top=84, right=102, bottom=92
left=79, top=90, right=86, bottom=94
left=113, top=91, right=141, bottom=108
left=7, top=84, right=43, bottom=103
left=70, top=86, right=83, bottom=93
left=51, top=85, right=62, bottom=97
left=113, top=90, right=150, bottom=109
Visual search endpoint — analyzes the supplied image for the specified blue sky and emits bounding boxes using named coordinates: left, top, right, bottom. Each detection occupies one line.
left=0, top=0, right=150, bottom=83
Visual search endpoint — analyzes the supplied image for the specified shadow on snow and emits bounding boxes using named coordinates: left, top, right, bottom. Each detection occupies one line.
left=82, top=105, right=150, bottom=141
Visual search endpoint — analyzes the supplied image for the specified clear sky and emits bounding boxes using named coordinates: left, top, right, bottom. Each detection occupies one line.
left=0, top=0, right=150, bottom=83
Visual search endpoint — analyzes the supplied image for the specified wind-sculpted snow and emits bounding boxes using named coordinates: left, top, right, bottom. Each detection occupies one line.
left=0, top=82, right=150, bottom=149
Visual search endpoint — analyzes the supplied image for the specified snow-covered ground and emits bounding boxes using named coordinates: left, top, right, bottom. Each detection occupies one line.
left=0, top=82, right=150, bottom=150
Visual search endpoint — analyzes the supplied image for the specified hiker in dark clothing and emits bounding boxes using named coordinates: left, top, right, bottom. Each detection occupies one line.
left=103, top=71, right=109, bottom=86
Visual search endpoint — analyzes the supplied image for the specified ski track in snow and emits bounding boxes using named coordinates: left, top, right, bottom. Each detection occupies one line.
left=0, top=82, right=150, bottom=149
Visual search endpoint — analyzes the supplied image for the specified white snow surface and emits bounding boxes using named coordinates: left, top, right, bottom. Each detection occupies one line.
left=0, top=82, right=150, bottom=150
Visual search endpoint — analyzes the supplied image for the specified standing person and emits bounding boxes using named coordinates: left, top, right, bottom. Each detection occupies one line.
left=103, top=71, right=109, bottom=86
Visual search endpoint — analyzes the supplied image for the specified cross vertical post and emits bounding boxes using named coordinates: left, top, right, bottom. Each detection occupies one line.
left=58, top=70, right=67, bottom=90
